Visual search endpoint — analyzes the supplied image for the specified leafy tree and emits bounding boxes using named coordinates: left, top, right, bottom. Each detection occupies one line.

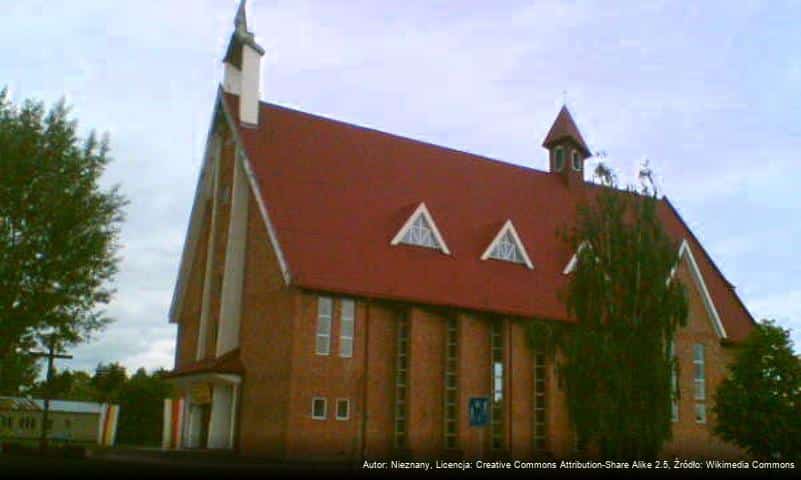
left=0, top=348, right=38, bottom=395
left=91, top=362, right=127, bottom=402
left=714, top=320, right=801, bottom=459
left=528, top=163, right=688, bottom=459
left=29, top=368, right=99, bottom=402
left=116, top=368, right=172, bottom=446
left=0, top=87, right=126, bottom=392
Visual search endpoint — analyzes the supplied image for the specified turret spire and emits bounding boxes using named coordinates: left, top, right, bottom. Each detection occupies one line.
left=543, top=106, right=591, bottom=188
left=222, top=0, right=265, bottom=126
left=234, top=0, right=247, bottom=32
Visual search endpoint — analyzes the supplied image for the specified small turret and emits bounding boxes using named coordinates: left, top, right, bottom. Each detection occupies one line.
left=542, top=106, right=591, bottom=188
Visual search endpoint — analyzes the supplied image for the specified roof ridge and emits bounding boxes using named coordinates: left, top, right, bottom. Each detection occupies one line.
left=254, top=98, right=557, bottom=179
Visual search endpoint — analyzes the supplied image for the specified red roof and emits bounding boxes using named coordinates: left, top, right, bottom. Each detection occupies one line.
left=223, top=93, right=755, bottom=342
left=542, top=105, right=591, bottom=157
left=165, top=348, right=244, bottom=378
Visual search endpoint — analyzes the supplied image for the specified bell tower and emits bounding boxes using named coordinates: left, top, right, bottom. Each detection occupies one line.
left=542, top=106, right=591, bottom=188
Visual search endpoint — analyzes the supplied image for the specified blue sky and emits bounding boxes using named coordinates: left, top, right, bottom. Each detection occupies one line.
left=2, top=0, right=799, bottom=373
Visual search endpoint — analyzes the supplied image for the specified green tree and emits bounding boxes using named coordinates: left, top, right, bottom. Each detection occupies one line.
left=29, top=368, right=99, bottom=402
left=116, top=368, right=172, bottom=446
left=0, top=349, right=38, bottom=395
left=528, top=164, right=688, bottom=459
left=714, top=320, right=801, bottom=459
left=0, top=88, right=126, bottom=393
left=91, top=362, right=127, bottom=403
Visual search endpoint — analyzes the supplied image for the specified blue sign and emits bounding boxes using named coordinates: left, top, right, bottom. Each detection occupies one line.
left=468, top=397, right=490, bottom=427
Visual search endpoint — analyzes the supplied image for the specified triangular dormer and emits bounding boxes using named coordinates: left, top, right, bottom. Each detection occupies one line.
left=391, top=203, right=451, bottom=254
left=481, top=220, right=534, bottom=269
left=668, top=239, right=728, bottom=339
left=543, top=106, right=591, bottom=188
left=562, top=240, right=591, bottom=274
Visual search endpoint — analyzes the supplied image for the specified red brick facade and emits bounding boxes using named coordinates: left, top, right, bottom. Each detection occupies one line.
left=166, top=96, right=752, bottom=461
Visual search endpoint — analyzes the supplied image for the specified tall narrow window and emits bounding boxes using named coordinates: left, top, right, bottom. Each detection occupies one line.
left=571, top=150, right=582, bottom=171
left=554, top=147, right=565, bottom=171
left=693, top=343, right=706, bottom=424
left=670, top=339, right=679, bottom=422
left=316, top=297, right=332, bottom=355
left=490, top=320, right=505, bottom=450
left=339, top=299, right=355, bottom=358
left=533, top=351, right=547, bottom=452
left=443, top=317, right=458, bottom=449
left=394, top=311, right=410, bottom=449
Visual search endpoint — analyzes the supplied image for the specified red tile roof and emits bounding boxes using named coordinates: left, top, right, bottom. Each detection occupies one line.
left=542, top=105, right=591, bottom=157
left=223, top=93, right=755, bottom=343
left=165, top=348, right=244, bottom=378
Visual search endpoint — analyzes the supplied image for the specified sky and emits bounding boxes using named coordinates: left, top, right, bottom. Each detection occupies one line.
left=2, top=0, right=799, bottom=374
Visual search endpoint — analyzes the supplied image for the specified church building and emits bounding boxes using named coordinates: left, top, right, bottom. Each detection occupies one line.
left=164, top=2, right=755, bottom=461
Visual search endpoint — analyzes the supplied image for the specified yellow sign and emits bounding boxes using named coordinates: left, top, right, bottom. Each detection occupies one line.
left=190, top=383, right=212, bottom=405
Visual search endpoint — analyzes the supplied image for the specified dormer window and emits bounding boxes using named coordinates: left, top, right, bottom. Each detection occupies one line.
left=554, top=148, right=565, bottom=171
left=391, top=203, right=451, bottom=254
left=571, top=151, right=582, bottom=171
left=481, top=220, right=534, bottom=269
left=490, top=231, right=525, bottom=263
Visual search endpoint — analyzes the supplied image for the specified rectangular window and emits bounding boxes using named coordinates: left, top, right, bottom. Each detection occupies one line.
left=316, top=297, right=332, bottom=355
left=312, top=397, right=327, bottom=420
left=533, top=351, right=547, bottom=451
left=693, top=344, right=705, bottom=400
left=394, top=311, right=410, bottom=449
left=339, top=299, right=355, bottom=358
left=443, top=317, right=458, bottom=449
left=336, top=399, right=350, bottom=420
left=695, top=403, right=706, bottom=424
left=670, top=339, right=679, bottom=422
left=490, top=320, right=505, bottom=450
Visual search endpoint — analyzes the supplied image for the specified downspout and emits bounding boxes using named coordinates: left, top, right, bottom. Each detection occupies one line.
left=361, top=300, right=371, bottom=460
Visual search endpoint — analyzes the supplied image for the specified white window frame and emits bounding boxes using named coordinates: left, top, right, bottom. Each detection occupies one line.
left=339, top=298, right=355, bottom=358
left=693, top=343, right=705, bottom=401
left=562, top=240, right=591, bottom=274
left=695, top=403, right=707, bottom=424
left=390, top=202, right=451, bottom=255
left=669, top=339, right=679, bottom=422
left=571, top=150, right=582, bottom=171
left=554, top=147, right=565, bottom=171
left=667, top=240, right=727, bottom=339
left=335, top=398, right=350, bottom=421
left=316, top=297, right=332, bottom=355
left=311, top=397, right=327, bottom=420
left=480, top=220, right=534, bottom=269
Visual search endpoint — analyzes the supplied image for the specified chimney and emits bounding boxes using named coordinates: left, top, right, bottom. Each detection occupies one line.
left=542, top=105, right=591, bottom=188
left=222, top=0, right=265, bottom=127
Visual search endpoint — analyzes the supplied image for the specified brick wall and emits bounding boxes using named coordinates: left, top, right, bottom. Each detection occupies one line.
left=236, top=191, right=295, bottom=458
left=662, top=260, right=746, bottom=459
left=175, top=135, right=746, bottom=459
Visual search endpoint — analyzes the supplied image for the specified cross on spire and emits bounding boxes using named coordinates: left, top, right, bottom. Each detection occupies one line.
left=234, top=0, right=247, bottom=32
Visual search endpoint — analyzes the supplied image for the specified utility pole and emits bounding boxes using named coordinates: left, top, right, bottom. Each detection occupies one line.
left=27, top=334, right=72, bottom=454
